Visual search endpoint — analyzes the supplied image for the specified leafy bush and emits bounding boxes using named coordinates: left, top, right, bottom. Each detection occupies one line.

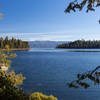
left=0, top=45, right=58, bottom=100
left=30, top=92, right=58, bottom=100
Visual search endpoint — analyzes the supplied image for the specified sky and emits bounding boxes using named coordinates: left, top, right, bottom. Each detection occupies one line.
left=0, top=0, right=100, bottom=41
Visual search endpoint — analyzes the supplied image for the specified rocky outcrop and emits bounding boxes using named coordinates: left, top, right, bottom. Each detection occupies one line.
left=0, top=63, right=8, bottom=71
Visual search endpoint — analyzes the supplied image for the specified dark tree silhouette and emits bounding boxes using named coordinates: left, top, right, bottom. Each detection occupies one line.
left=65, top=0, right=100, bottom=13
left=65, top=1, right=100, bottom=88
left=67, top=66, right=100, bottom=88
left=65, top=0, right=100, bottom=23
left=57, top=40, right=100, bottom=49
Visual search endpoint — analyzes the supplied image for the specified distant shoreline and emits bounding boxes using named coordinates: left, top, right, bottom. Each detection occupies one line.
left=12, top=48, right=30, bottom=51
left=56, top=48, right=100, bottom=49
left=56, top=48, right=100, bottom=52
left=0, top=48, right=30, bottom=51
left=56, top=40, right=100, bottom=49
left=67, top=50, right=100, bottom=52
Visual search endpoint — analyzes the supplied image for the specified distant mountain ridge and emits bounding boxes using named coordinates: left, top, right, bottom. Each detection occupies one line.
left=29, top=41, right=68, bottom=48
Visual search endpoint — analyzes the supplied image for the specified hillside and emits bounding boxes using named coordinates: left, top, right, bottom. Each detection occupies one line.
left=56, top=40, right=100, bottom=49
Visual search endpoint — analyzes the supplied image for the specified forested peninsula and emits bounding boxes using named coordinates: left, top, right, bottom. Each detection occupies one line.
left=0, top=37, right=30, bottom=50
left=56, top=40, right=100, bottom=49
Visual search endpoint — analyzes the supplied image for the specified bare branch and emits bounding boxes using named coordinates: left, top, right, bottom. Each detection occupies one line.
left=67, top=66, right=100, bottom=88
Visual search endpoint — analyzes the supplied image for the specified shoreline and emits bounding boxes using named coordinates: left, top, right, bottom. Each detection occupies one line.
left=11, top=48, right=30, bottom=51
left=56, top=48, right=100, bottom=49
left=67, top=50, right=100, bottom=52
left=0, top=48, right=30, bottom=51
left=0, top=48, right=30, bottom=71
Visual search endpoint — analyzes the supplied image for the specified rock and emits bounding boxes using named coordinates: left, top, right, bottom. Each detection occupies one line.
left=0, top=63, right=8, bottom=71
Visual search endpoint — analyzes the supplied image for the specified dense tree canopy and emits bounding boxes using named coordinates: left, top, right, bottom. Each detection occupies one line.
left=56, top=40, right=100, bottom=49
left=0, top=36, right=29, bottom=49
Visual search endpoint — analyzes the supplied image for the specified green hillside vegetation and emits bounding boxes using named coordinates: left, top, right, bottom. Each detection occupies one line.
left=56, top=40, right=100, bottom=49
left=0, top=36, right=29, bottom=49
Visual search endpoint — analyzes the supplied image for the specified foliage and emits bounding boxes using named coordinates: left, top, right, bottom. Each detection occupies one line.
left=0, top=70, right=58, bottom=100
left=0, top=12, right=3, bottom=19
left=65, top=0, right=100, bottom=13
left=67, top=66, right=100, bottom=89
left=30, top=92, right=58, bottom=100
left=0, top=45, right=58, bottom=100
left=0, top=70, right=28, bottom=100
left=0, top=45, right=16, bottom=68
left=56, top=40, right=100, bottom=49
left=0, top=36, right=29, bottom=49
left=6, top=71, right=26, bottom=86
left=0, top=45, right=27, bottom=99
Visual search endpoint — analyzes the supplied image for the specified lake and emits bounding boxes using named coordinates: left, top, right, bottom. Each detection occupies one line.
left=9, top=48, right=100, bottom=100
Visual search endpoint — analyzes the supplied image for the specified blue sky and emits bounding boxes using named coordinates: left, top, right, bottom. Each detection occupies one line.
left=0, top=0, right=100, bottom=41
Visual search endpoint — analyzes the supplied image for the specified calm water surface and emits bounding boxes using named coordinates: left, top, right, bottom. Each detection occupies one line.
left=9, top=48, right=100, bottom=100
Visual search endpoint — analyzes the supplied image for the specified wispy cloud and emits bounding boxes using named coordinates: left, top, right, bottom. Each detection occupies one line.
left=0, top=32, right=100, bottom=41
left=0, top=32, right=73, bottom=41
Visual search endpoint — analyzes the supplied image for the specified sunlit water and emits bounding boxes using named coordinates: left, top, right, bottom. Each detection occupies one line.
left=9, top=48, right=100, bottom=100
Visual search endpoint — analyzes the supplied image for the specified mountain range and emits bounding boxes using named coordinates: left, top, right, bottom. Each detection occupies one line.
left=29, top=41, right=68, bottom=48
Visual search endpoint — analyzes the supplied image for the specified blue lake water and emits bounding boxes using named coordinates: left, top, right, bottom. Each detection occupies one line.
left=9, top=48, right=100, bottom=100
